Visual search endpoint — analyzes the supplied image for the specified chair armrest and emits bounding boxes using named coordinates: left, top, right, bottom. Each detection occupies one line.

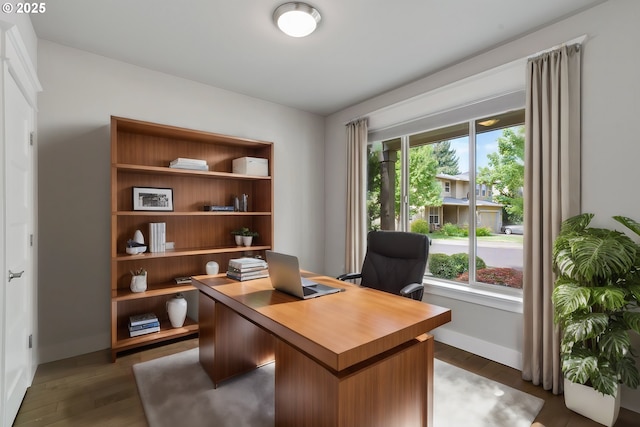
left=337, top=272, right=362, bottom=281
left=400, top=283, right=424, bottom=301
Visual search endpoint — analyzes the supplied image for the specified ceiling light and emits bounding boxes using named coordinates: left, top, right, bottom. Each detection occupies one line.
left=478, top=119, right=499, bottom=127
left=273, top=2, right=321, bottom=38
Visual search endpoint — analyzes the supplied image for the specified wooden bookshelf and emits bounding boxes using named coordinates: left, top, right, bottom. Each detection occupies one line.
left=110, top=116, right=273, bottom=360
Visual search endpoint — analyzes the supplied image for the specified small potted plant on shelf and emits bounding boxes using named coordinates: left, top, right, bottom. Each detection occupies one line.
left=552, top=213, right=640, bottom=426
left=130, top=268, right=147, bottom=293
left=231, top=227, right=259, bottom=247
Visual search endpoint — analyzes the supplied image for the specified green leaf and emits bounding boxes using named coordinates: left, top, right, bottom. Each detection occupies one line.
left=560, top=213, right=594, bottom=234
left=563, top=349, right=598, bottom=385
left=563, top=313, right=608, bottom=342
left=553, top=247, right=578, bottom=278
left=627, top=284, right=640, bottom=302
left=598, top=329, right=631, bottom=360
left=617, top=354, right=640, bottom=389
left=614, top=215, right=640, bottom=238
left=590, top=368, right=619, bottom=396
left=569, top=233, right=635, bottom=282
left=552, top=283, right=590, bottom=318
left=590, top=286, right=627, bottom=311
left=624, top=311, right=640, bottom=335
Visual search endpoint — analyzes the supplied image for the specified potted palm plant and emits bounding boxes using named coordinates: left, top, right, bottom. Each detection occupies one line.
left=552, top=213, right=640, bottom=426
left=231, top=227, right=259, bottom=247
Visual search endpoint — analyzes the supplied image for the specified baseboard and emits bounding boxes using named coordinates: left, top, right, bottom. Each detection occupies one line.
left=433, top=327, right=522, bottom=370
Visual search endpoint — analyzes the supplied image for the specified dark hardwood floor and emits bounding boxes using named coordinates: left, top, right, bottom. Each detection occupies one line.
left=13, top=338, right=640, bottom=426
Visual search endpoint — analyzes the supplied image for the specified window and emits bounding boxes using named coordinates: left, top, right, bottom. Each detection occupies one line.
left=367, top=109, right=525, bottom=292
left=428, top=207, right=439, bottom=225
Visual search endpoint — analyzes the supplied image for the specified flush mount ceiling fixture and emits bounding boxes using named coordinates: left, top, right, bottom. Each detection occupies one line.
left=478, top=119, right=500, bottom=127
left=273, top=2, right=321, bottom=37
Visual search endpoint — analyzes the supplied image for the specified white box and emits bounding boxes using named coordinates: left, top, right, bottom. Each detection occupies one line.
left=232, top=157, right=269, bottom=176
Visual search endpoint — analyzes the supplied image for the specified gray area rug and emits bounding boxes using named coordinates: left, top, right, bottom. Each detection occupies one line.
left=133, top=348, right=543, bottom=427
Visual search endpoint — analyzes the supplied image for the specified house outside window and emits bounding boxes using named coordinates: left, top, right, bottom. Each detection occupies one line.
left=366, top=109, right=525, bottom=292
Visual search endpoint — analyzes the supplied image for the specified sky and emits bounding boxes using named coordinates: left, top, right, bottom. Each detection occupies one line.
left=449, top=129, right=502, bottom=172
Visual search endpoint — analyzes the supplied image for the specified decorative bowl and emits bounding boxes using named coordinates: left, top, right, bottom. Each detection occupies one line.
left=126, top=246, right=147, bottom=255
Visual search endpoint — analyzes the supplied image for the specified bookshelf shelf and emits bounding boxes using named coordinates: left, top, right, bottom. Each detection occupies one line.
left=113, top=317, right=199, bottom=351
left=114, top=245, right=272, bottom=260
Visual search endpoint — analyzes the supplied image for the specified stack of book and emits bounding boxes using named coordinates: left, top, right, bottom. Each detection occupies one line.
left=128, top=313, right=160, bottom=337
left=149, top=222, right=166, bottom=253
left=227, top=257, right=269, bottom=281
left=169, top=157, right=209, bottom=171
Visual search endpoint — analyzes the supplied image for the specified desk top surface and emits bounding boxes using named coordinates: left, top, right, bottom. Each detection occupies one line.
left=192, top=272, right=451, bottom=371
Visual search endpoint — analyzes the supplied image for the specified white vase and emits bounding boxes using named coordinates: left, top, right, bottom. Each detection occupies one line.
left=234, top=235, right=243, bottom=246
left=563, top=378, right=621, bottom=427
left=242, top=236, right=253, bottom=246
left=166, top=293, right=187, bottom=328
left=130, top=273, right=147, bottom=293
left=206, top=261, right=219, bottom=275
left=133, top=229, right=145, bottom=244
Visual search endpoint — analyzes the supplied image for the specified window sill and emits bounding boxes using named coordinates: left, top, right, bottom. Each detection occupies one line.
left=423, top=278, right=523, bottom=314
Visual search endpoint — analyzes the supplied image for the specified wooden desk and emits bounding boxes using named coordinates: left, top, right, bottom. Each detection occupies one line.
left=192, top=272, right=451, bottom=427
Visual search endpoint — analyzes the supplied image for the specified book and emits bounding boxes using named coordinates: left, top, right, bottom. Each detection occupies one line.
left=129, top=326, right=160, bottom=337
left=228, top=257, right=267, bottom=270
left=170, top=163, right=209, bottom=171
left=129, top=313, right=158, bottom=327
left=174, top=276, right=192, bottom=284
left=170, top=157, right=207, bottom=166
left=128, top=321, right=160, bottom=331
left=170, top=158, right=209, bottom=171
left=149, top=222, right=166, bottom=253
left=227, top=265, right=268, bottom=274
left=226, top=269, right=269, bottom=281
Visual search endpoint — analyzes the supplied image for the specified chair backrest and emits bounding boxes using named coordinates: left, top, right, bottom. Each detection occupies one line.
left=360, top=231, right=429, bottom=295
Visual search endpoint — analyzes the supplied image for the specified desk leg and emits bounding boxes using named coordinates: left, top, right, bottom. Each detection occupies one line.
left=275, top=335, right=432, bottom=427
left=198, top=291, right=274, bottom=386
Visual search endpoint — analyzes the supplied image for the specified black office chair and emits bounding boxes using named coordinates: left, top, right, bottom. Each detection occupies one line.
left=337, top=231, right=429, bottom=300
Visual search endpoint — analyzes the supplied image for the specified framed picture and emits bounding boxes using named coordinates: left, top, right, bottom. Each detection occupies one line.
left=133, top=187, right=174, bottom=211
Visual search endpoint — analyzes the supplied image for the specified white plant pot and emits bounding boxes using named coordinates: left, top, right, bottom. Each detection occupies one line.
left=166, top=293, right=187, bottom=328
left=242, top=236, right=253, bottom=246
left=130, top=273, right=147, bottom=293
left=563, top=378, right=621, bottom=427
left=234, top=235, right=243, bottom=246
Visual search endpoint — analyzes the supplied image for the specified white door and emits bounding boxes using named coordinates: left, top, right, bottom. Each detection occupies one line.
left=3, top=66, right=34, bottom=425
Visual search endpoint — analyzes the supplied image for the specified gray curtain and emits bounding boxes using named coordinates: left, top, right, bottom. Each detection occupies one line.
left=345, top=118, right=368, bottom=272
left=522, top=44, right=581, bottom=394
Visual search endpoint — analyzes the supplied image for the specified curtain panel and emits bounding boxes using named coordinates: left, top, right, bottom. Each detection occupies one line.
left=345, top=118, right=368, bottom=273
left=522, top=44, right=582, bottom=394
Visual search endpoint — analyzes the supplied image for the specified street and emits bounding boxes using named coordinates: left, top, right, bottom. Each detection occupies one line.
left=430, top=238, right=524, bottom=270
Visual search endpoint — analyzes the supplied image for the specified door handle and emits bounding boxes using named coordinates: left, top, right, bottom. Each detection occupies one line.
left=8, top=270, right=24, bottom=282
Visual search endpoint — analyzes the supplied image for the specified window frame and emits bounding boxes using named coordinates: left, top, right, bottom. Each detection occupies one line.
left=368, top=108, right=525, bottom=310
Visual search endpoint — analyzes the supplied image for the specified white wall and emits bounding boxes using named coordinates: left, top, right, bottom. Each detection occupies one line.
left=36, top=40, right=325, bottom=363
left=324, top=0, right=640, bottom=413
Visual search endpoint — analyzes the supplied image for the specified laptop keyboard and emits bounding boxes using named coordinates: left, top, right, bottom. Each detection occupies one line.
left=303, top=286, right=318, bottom=296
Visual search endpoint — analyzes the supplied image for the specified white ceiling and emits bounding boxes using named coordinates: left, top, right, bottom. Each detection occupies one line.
left=31, top=0, right=606, bottom=116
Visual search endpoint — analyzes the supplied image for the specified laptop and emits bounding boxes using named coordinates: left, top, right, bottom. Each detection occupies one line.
left=266, top=251, right=341, bottom=299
